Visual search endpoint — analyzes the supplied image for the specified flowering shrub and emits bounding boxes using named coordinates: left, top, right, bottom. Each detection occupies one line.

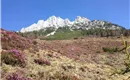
left=34, top=58, right=51, bottom=66
left=1, top=28, right=33, bottom=50
left=1, top=49, right=26, bottom=67
left=9, top=49, right=26, bottom=62
left=6, top=73, right=31, bottom=80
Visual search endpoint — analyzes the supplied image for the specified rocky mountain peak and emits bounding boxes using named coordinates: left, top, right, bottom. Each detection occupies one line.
left=75, top=16, right=90, bottom=23
left=20, top=16, right=122, bottom=33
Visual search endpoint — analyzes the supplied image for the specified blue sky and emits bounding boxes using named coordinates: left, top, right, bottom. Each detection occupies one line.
left=1, top=0, right=130, bottom=31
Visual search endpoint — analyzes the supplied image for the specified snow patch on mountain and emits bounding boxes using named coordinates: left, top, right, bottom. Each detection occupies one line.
left=45, top=30, right=56, bottom=37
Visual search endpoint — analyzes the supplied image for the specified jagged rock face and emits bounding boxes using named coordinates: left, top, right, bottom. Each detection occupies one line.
left=20, top=16, right=73, bottom=32
left=20, top=16, right=123, bottom=33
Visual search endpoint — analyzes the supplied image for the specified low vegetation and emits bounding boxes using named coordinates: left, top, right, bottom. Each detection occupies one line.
left=41, top=30, right=82, bottom=40
left=6, top=73, right=31, bottom=80
left=1, top=28, right=130, bottom=80
left=102, top=47, right=119, bottom=53
left=1, top=49, right=26, bottom=67
left=32, top=41, right=37, bottom=45
left=34, top=58, right=51, bottom=66
left=19, top=28, right=130, bottom=40
left=119, top=35, right=130, bottom=74
left=1, top=29, right=33, bottom=50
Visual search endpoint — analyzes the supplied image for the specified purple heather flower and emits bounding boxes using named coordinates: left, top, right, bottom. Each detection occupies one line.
left=7, top=73, right=31, bottom=80
left=9, top=49, right=26, bottom=63
left=9, top=49, right=19, bottom=55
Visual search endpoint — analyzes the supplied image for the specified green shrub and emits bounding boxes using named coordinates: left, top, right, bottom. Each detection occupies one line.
left=34, top=58, right=51, bottom=66
left=102, top=47, right=119, bottom=53
left=33, top=41, right=37, bottom=45
left=96, top=51, right=101, bottom=53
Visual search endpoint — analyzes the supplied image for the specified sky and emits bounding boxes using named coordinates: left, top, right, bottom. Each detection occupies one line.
left=1, top=0, right=130, bottom=31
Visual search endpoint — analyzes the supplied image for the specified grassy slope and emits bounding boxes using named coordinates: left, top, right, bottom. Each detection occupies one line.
left=42, top=30, right=82, bottom=40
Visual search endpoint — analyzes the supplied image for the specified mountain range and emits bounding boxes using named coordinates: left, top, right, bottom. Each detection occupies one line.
left=20, top=16, right=123, bottom=34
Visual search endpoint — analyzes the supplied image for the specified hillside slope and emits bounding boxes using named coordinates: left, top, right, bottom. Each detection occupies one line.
left=1, top=28, right=130, bottom=80
left=1, top=28, right=33, bottom=50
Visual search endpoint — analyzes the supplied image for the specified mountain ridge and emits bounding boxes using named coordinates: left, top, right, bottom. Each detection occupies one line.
left=20, top=16, right=123, bottom=33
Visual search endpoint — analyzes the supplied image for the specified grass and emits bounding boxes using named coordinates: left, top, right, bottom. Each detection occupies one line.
left=40, top=30, right=82, bottom=40
left=53, top=72, right=80, bottom=80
